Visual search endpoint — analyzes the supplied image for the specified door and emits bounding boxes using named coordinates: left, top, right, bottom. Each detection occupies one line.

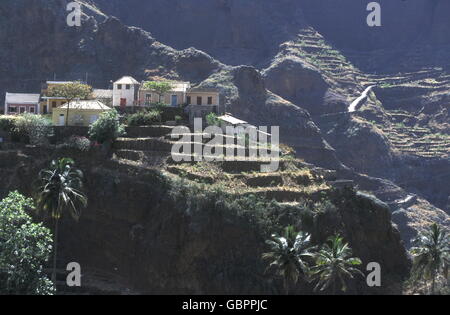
left=171, top=95, right=178, bottom=107
left=120, top=98, right=127, bottom=108
left=59, top=114, right=65, bottom=126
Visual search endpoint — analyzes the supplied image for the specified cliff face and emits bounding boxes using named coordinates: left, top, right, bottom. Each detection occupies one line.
left=92, top=0, right=307, bottom=66
left=0, top=147, right=410, bottom=294
left=93, top=0, right=450, bottom=65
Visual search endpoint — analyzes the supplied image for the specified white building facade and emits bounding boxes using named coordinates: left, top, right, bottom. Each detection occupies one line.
left=4, top=93, right=41, bottom=115
left=112, top=76, right=140, bottom=107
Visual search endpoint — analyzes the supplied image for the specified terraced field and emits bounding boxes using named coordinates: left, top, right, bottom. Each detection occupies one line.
left=112, top=125, right=345, bottom=205
left=384, top=119, right=450, bottom=159
left=285, top=27, right=450, bottom=160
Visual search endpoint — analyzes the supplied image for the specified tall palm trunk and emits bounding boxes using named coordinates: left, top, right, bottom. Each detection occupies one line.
left=332, top=278, right=337, bottom=295
left=431, top=271, right=436, bottom=295
left=52, top=218, right=59, bottom=286
left=284, top=278, right=289, bottom=295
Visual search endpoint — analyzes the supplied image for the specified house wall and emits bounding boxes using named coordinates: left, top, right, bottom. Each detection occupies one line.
left=39, top=98, right=67, bottom=115
left=138, top=90, right=185, bottom=106
left=186, top=92, right=219, bottom=106
left=52, top=108, right=108, bottom=127
left=5, top=103, right=38, bottom=115
left=112, top=84, right=139, bottom=107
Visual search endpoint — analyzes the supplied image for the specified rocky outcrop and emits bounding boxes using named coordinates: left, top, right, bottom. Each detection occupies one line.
left=263, top=56, right=344, bottom=115
left=320, top=116, right=395, bottom=177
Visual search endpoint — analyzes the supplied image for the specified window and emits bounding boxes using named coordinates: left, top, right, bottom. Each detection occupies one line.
left=186, top=96, right=191, bottom=105
left=117, top=84, right=122, bottom=90
left=126, top=84, right=130, bottom=90
left=30, top=107, right=35, bottom=113
left=207, top=97, right=213, bottom=105
left=52, top=101, right=57, bottom=108
left=19, top=107, right=26, bottom=114
left=197, top=96, right=202, bottom=105
left=8, top=106, right=17, bottom=113
left=145, top=94, right=152, bottom=105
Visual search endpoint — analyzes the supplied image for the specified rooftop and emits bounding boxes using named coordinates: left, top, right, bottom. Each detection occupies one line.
left=171, top=82, right=191, bottom=92
left=59, top=100, right=111, bottom=110
left=218, top=114, right=248, bottom=125
left=114, top=76, right=140, bottom=85
left=46, top=81, right=76, bottom=85
left=92, top=89, right=113, bottom=99
left=140, top=81, right=191, bottom=92
left=5, top=92, right=40, bottom=104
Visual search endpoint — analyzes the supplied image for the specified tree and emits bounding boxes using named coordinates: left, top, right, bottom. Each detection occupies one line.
left=410, top=223, right=449, bottom=295
left=206, top=112, right=220, bottom=127
left=47, top=82, right=92, bottom=126
left=262, top=226, right=314, bottom=294
left=88, top=109, right=125, bottom=144
left=312, top=235, right=363, bottom=294
left=35, top=158, right=87, bottom=285
left=142, top=81, right=173, bottom=104
left=0, top=191, right=54, bottom=295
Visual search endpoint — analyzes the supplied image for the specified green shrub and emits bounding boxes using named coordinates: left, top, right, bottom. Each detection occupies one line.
left=175, top=115, right=183, bottom=124
left=206, top=112, right=220, bottom=126
left=13, top=114, right=53, bottom=145
left=153, top=102, right=168, bottom=110
left=0, top=116, right=19, bottom=132
left=127, top=109, right=161, bottom=126
left=88, top=109, right=125, bottom=144
left=63, top=135, right=91, bottom=151
left=160, top=107, right=185, bottom=122
left=0, top=191, right=54, bottom=295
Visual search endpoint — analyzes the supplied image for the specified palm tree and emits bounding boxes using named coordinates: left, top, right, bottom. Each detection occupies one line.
left=312, top=235, right=363, bottom=295
left=35, top=158, right=87, bottom=285
left=262, top=225, right=314, bottom=294
left=410, top=223, right=449, bottom=295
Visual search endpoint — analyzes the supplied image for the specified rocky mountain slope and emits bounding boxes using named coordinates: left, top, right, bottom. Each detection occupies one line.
left=0, top=0, right=448, bottom=251
left=0, top=135, right=410, bottom=294
left=93, top=0, right=450, bottom=67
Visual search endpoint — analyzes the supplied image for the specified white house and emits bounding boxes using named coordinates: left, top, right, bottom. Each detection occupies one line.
left=4, top=93, right=41, bottom=115
left=112, top=76, right=140, bottom=108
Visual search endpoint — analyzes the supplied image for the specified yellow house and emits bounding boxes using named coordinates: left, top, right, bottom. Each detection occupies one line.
left=40, top=81, right=75, bottom=114
left=52, top=100, right=111, bottom=126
